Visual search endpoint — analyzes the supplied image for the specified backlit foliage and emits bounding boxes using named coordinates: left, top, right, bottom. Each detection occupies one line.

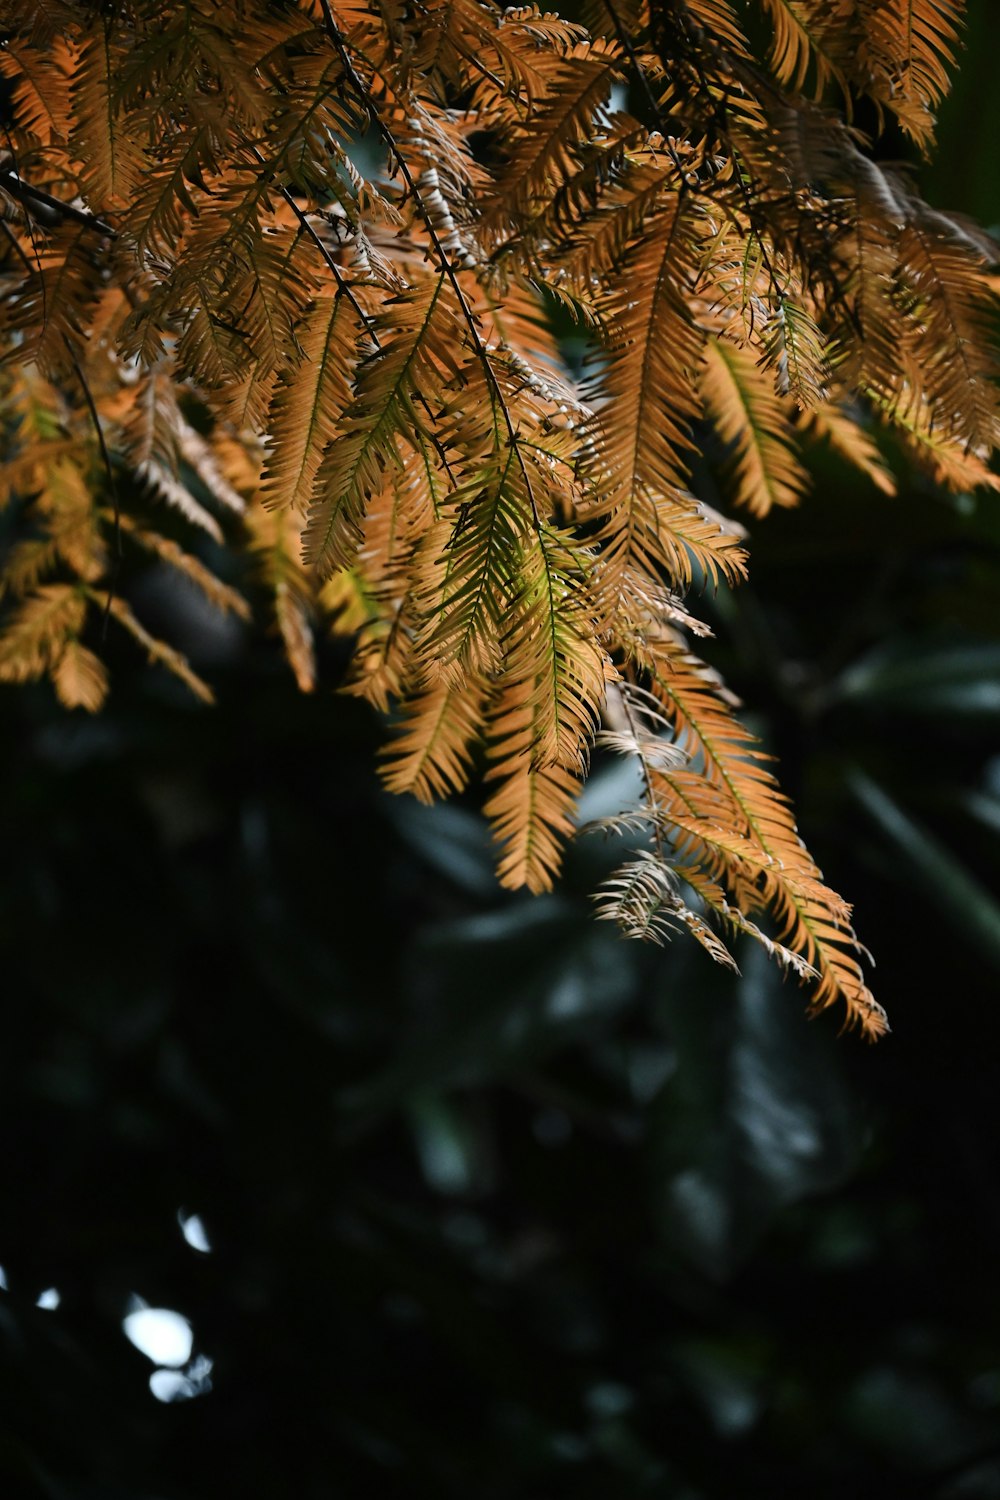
left=0, top=0, right=994, bottom=1037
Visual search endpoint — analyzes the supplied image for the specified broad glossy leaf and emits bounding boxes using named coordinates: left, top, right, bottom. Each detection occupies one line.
left=851, top=770, right=1000, bottom=969
left=650, top=944, right=860, bottom=1280
left=834, top=642, right=1000, bottom=721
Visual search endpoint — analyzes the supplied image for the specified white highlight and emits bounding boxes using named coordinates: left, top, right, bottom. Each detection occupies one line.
left=178, top=1210, right=212, bottom=1254
left=123, top=1307, right=194, bottom=1367
left=149, top=1355, right=213, bottom=1404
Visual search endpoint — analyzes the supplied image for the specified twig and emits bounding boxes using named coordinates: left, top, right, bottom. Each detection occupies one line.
left=64, top=337, right=122, bottom=635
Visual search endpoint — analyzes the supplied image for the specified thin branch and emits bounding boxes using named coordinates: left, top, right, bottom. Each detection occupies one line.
left=251, top=150, right=381, bottom=346
left=64, top=336, right=122, bottom=634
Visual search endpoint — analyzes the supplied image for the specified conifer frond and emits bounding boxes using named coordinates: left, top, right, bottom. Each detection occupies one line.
left=595, top=849, right=690, bottom=946
left=380, top=674, right=490, bottom=802
left=894, top=214, right=1000, bottom=452
left=113, top=515, right=251, bottom=623
left=594, top=726, right=686, bottom=773
left=640, top=641, right=887, bottom=1036
left=122, top=368, right=187, bottom=474
left=581, top=807, right=661, bottom=839
left=261, top=290, right=361, bottom=514
left=509, top=110, right=648, bottom=272
left=868, top=389, right=1000, bottom=494
left=0, top=585, right=87, bottom=685
left=557, top=143, right=678, bottom=287
left=579, top=0, right=643, bottom=40
left=2, top=0, right=77, bottom=46
left=614, top=565, right=718, bottom=642
left=758, top=0, right=848, bottom=96
left=364, top=434, right=449, bottom=583
left=105, top=596, right=214, bottom=705
left=616, top=490, right=749, bottom=595
left=7, top=455, right=106, bottom=586
left=304, top=276, right=457, bottom=574
left=663, top=0, right=753, bottom=59
left=481, top=38, right=624, bottom=246
left=484, top=674, right=582, bottom=892
left=856, top=0, right=964, bottom=150
left=328, top=566, right=412, bottom=712
left=422, top=451, right=532, bottom=675
left=800, top=403, right=897, bottom=496
left=1, top=538, right=62, bottom=598
left=761, top=297, right=828, bottom=409
left=69, top=22, right=142, bottom=208
left=237, top=235, right=322, bottom=375
left=127, top=137, right=207, bottom=267
left=0, top=36, right=72, bottom=144
left=176, top=421, right=248, bottom=520
left=221, top=363, right=280, bottom=435
left=709, top=901, right=821, bottom=983
left=404, top=0, right=539, bottom=105
left=500, top=526, right=607, bottom=769
left=245, top=497, right=318, bottom=693
left=700, top=335, right=809, bottom=516
left=475, top=279, right=565, bottom=375
left=588, top=194, right=710, bottom=582
left=277, top=587, right=318, bottom=695
left=53, top=638, right=109, bottom=711
left=487, top=758, right=580, bottom=892
left=10, top=230, right=107, bottom=377
left=7, top=0, right=999, bottom=1034
left=134, top=462, right=225, bottom=544
left=598, top=848, right=742, bottom=967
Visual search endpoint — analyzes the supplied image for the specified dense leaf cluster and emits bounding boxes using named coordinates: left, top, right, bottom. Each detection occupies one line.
left=0, top=0, right=993, bottom=1032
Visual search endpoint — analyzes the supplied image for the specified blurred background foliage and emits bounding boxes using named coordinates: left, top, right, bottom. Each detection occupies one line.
left=3, top=4, right=1000, bottom=1496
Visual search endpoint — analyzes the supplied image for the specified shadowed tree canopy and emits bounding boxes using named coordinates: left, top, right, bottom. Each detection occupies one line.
left=0, top=0, right=995, bottom=1035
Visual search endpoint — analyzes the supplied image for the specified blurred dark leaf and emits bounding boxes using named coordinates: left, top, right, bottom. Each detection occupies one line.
left=833, top=643, right=1000, bottom=723
left=851, top=770, right=1000, bottom=969
left=651, top=947, right=862, bottom=1280
left=388, top=799, right=500, bottom=899
left=342, top=895, right=642, bottom=1119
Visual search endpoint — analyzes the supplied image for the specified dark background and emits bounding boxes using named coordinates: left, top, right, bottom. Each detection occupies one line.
left=2, top=5, right=1000, bottom=1496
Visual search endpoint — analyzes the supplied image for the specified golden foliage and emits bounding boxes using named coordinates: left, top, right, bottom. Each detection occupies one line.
left=381, top=675, right=490, bottom=802
left=758, top=0, right=849, bottom=98
left=700, top=337, right=808, bottom=516
left=0, top=0, right=995, bottom=1033
left=54, top=639, right=109, bottom=712
left=855, top=0, right=964, bottom=149
left=639, top=643, right=887, bottom=1039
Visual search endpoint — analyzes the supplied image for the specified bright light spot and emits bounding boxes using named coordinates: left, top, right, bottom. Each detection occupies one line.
left=0, top=1265, right=7, bottom=1291
left=178, top=1210, right=212, bottom=1254
left=123, top=1307, right=193, bottom=1367
left=608, top=83, right=628, bottom=115
left=149, top=1354, right=213, bottom=1404
left=149, top=1369, right=196, bottom=1402
left=36, top=1287, right=60, bottom=1310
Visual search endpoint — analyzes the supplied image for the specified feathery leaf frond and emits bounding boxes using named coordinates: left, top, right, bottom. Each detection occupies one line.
left=2, top=0, right=994, bottom=1034
left=381, top=674, right=490, bottom=802
left=855, top=0, right=965, bottom=150
left=700, top=336, right=809, bottom=516
left=758, top=0, right=848, bottom=97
